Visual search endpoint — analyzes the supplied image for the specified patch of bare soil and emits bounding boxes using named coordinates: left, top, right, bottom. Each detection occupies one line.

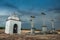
left=0, top=29, right=60, bottom=40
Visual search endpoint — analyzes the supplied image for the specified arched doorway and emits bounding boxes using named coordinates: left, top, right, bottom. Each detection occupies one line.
left=13, top=24, right=18, bottom=33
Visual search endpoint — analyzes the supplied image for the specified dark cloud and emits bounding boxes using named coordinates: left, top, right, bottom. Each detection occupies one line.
left=48, top=7, right=60, bottom=13
left=4, top=3, right=17, bottom=9
left=3, top=2, right=39, bottom=16
left=48, top=0, right=60, bottom=13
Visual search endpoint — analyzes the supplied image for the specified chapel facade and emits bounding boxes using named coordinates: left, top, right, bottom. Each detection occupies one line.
left=5, top=13, right=21, bottom=34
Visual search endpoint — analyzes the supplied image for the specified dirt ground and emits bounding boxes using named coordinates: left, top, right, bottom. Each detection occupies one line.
left=0, top=29, right=60, bottom=40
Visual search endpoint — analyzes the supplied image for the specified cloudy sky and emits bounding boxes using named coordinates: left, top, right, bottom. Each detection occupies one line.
left=0, top=0, right=60, bottom=30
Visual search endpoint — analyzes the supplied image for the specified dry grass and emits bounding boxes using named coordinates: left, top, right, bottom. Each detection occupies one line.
left=0, top=29, right=60, bottom=40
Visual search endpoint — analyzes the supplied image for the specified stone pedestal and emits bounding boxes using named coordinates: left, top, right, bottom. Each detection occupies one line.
left=42, top=25, right=47, bottom=34
left=31, top=28, right=35, bottom=35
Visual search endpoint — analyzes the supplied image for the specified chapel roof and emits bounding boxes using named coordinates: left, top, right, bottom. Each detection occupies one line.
left=8, top=12, right=20, bottom=21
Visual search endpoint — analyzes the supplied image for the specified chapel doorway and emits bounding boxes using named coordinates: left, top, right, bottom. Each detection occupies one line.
left=13, top=24, right=18, bottom=33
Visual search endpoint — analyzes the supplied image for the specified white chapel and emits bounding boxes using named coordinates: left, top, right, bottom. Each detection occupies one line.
left=5, top=13, right=21, bottom=34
